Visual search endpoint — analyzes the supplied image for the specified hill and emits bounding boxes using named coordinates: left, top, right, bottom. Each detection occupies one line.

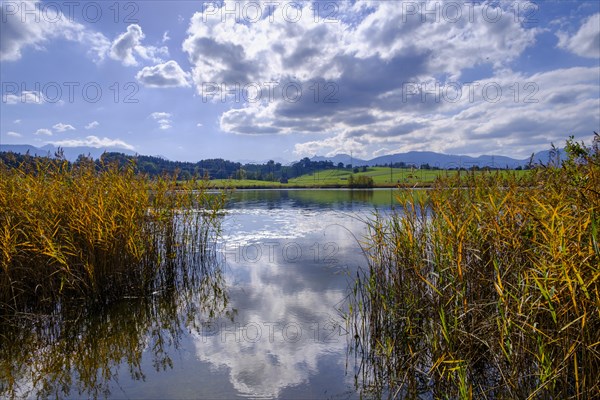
left=310, top=154, right=369, bottom=166
left=312, top=149, right=565, bottom=169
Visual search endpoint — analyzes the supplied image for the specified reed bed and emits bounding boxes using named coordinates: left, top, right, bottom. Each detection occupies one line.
left=0, top=156, right=227, bottom=313
left=0, top=236, right=229, bottom=399
left=348, top=136, right=600, bottom=399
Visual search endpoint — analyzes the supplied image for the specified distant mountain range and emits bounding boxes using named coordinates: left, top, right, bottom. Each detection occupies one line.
left=0, top=143, right=563, bottom=168
left=237, top=157, right=291, bottom=165
left=311, top=150, right=563, bottom=169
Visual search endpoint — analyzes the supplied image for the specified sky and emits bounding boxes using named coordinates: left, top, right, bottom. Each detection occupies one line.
left=1, top=0, right=599, bottom=163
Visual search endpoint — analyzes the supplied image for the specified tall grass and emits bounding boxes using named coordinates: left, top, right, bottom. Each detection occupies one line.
left=348, top=135, right=600, bottom=398
left=0, top=155, right=227, bottom=313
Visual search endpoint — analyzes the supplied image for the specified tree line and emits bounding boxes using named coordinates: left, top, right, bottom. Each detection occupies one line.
left=0, top=151, right=354, bottom=182
left=0, top=150, right=530, bottom=182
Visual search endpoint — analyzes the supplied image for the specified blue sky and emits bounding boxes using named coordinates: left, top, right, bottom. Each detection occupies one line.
left=1, top=0, right=599, bottom=162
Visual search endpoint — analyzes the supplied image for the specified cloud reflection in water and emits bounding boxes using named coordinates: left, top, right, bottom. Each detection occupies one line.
left=193, top=203, right=369, bottom=398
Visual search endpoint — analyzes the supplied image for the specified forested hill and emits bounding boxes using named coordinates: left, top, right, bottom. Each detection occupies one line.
left=0, top=151, right=340, bottom=182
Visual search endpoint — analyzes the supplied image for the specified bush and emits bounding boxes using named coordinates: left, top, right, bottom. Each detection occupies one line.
left=348, top=175, right=374, bottom=188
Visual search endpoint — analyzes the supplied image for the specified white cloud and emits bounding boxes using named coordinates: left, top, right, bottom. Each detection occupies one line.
left=109, top=24, right=168, bottom=66
left=50, top=136, right=135, bottom=150
left=6, top=131, right=22, bottom=137
left=4, top=91, right=44, bottom=105
left=183, top=0, right=541, bottom=142
left=293, top=66, right=600, bottom=159
left=109, top=24, right=143, bottom=66
left=136, top=60, right=190, bottom=88
left=85, top=121, right=99, bottom=130
left=557, top=13, right=600, bottom=58
left=34, top=128, right=52, bottom=136
left=150, top=112, right=172, bottom=130
left=68, top=30, right=111, bottom=62
left=162, top=30, right=170, bottom=43
left=183, top=1, right=538, bottom=86
left=1, top=0, right=55, bottom=61
left=177, top=2, right=596, bottom=159
left=150, top=112, right=171, bottom=119
left=13, top=119, right=21, bottom=124
left=52, top=122, right=75, bottom=132
left=294, top=135, right=366, bottom=159
left=196, top=123, right=203, bottom=127
left=156, top=119, right=170, bottom=126
left=0, top=0, right=109, bottom=62
left=372, top=147, right=391, bottom=157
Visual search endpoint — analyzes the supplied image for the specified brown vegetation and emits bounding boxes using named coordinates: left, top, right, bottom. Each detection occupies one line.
left=349, top=135, right=600, bottom=398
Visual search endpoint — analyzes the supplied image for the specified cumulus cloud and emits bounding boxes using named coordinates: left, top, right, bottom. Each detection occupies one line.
left=110, top=24, right=143, bottom=65
left=50, top=136, right=135, bottom=150
left=0, top=0, right=47, bottom=61
left=177, top=1, right=598, bottom=158
left=557, top=13, right=600, bottom=58
left=109, top=24, right=168, bottom=66
left=293, top=66, right=600, bottom=159
left=34, top=128, right=52, bottom=136
left=150, top=112, right=172, bottom=130
left=136, top=60, right=190, bottom=88
left=14, top=119, right=21, bottom=124
left=85, top=121, right=99, bottom=130
left=0, top=0, right=109, bottom=62
left=183, top=1, right=539, bottom=85
left=182, top=0, right=541, bottom=144
left=6, top=131, right=22, bottom=137
left=3, top=91, right=45, bottom=105
left=150, top=112, right=171, bottom=119
left=52, top=122, right=75, bottom=132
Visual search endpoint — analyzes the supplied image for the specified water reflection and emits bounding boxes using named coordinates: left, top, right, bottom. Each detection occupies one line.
left=0, top=243, right=228, bottom=399
left=0, top=189, right=392, bottom=399
left=190, top=194, right=373, bottom=398
left=227, top=188, right=397, bottom=210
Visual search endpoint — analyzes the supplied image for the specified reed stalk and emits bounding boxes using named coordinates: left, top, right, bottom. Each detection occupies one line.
left=349, top=135, right=600, bottom=398
left=0, top=155, right=226, bottom=313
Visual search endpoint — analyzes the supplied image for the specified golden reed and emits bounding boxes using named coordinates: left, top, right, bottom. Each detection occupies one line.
left=349, top=135, right=599, bottom=399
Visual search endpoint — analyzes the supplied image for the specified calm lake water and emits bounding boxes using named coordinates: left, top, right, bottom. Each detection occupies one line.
left=2, top=189, right=398, bottom=399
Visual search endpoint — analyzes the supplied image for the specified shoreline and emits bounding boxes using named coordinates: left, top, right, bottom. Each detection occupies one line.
left=202, top=183, right=435, bottom=189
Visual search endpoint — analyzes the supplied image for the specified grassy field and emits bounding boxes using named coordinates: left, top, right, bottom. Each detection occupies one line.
left=348, top=136, right=600, bottom=398
left=210, top=167, right=531, bottom=188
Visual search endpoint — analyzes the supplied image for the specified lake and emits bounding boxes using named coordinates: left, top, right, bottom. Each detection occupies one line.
left=0, top=189, right=398, bottom=399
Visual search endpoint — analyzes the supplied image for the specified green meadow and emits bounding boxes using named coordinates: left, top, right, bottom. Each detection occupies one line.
left=210, top=167, right=531, bottom=188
